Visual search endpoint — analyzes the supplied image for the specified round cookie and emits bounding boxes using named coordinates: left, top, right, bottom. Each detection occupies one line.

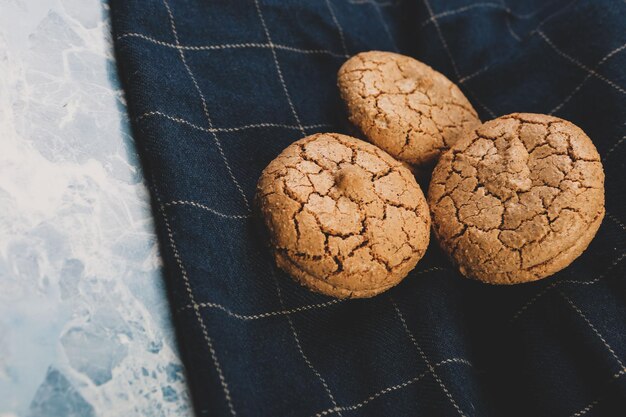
left=256, top=133, right=431, bottom=298
left=428, top=113, right=605, bottom=284
left=338, top=51, right=481, bottom=167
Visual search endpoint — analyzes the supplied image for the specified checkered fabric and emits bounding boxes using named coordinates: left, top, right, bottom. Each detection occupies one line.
left=110, top=1, right=626, bottom=416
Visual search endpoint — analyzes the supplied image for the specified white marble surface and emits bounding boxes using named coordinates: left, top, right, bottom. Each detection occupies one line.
left=0, top=1, right=192, bottom=416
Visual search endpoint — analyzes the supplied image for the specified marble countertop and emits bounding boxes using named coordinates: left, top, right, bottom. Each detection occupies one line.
left=0, top=1, right=192, bottom=416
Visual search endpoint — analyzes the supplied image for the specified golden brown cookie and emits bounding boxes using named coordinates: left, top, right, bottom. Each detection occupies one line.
left=338, top=51, right=481, bottom=167
left=256, top=133, right=431, bottom=298
left=428, top=113, right=605, bottom=284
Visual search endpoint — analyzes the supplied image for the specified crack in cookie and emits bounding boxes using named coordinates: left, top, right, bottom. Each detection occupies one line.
left=257, top=133, right=431, bottom=298
left=428, top=113, right=605, bottom=284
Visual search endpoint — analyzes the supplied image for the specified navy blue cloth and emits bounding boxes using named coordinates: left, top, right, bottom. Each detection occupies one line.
left=110, top=1, right=626, bottom=416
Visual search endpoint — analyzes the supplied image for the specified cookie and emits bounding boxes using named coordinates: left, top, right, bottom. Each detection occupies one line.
left=428, top=113, right=605, bottom=284
left=338, top=51, right=481, bottom=167
left=256, top=133, right=431, bottom=298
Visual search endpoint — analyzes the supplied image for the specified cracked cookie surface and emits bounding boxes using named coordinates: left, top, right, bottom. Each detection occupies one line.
left=428, top=113, right=605, bottom=284
left=338, top=51, right=481, bottom=167
left=256, top=133, right=430, bottom=298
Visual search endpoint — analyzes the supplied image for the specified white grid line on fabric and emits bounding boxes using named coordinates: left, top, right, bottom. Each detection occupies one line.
left=550, top=42, right=626, bottom=114
left=325, top=0, right=349, bottom=56
left=371, top=2, right=399, bottom=52
left=464, top=90, right=497, bottom=118
left=462, top=35, right=625, bottom=115
left=458, top=63, right=492, bottom=83
left=266, top=43, right=348, bottom=58
left=177, top=298, right=342, bottom=317
left=117, top=32, right=349, bottom=57
left=270, top=265, right=343, bottom=415
left=254, top=0, right=307, bottom=137
left=569, top=368, right=626, bottom=417
left=446, top=0, right=603, bottom=99
left=420, top=2, right=503, bottom=27
left=422, top=0, right=556, bottom=45
left=603, top=135, right=626, bottom=161
left=164, top=200, right=252, bottom=219
left=510, top=251, right=626, bottom=322
left=137, top=110, right=332, bottom=133
left=559, top=291, right=626, bottom=369
left=607, top=212, right=626, bottom=232
left=161, top=1, right=238, bottom=414
left=348, top=0, right=398, bottom=6
left=538, top=31, right=626, bottom=96
left=138, top=111, right=206, bottom=131
left=162, top=0, right=251, bottom=213
left=312, top=357, right=474, bottom=417
left=152, top=174, right=236, bottom=415
left=176, top=267, right=448, bottom=315
left=422, top=0, right=500, bottom=120
left=419, top=0, right=558, bottom=28
left=421, top=0, right=498, bottom=118
left=421, top=0, right=462, bottom=80
left=390, top=296, right=467, bottom=417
